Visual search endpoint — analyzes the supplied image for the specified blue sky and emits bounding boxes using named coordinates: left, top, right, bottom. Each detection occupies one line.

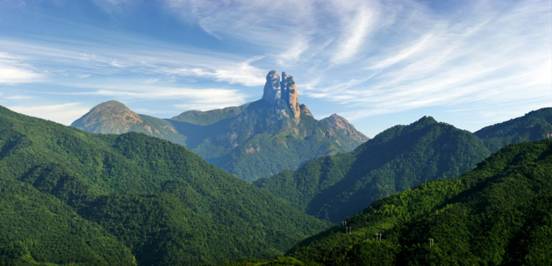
left=0, top=0, right=550, bottom=136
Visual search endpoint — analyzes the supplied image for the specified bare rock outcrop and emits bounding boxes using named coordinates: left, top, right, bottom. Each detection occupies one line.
left=262, top=70, right=301, bottom=120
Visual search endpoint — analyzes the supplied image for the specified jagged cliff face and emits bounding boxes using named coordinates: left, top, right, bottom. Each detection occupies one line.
left=73, top=70, right=368, bottom=181
left=262, top=70, right=281, bottom=104
left=262, top=70, right=301, bottom=120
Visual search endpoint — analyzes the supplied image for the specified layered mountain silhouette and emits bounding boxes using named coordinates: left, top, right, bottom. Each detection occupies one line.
left=2, top=99, right=551, bottom=265
left=255, top=108, right=552, bottom=222
left=0, top=106, right=329, bottom=265
left=72, top=71, right=367, bottom=181
left=279, top=140, right=552, bottom=265
left=255, top=116, right=491, bottom=222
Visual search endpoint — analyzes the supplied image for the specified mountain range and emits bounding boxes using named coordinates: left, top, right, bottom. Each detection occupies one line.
left=72, top=71, right=367, bottom=181
left=2, top=87, right=551, bottom=265
left=270, top=139, right=552, bottom=265
left=475, top=107, right=552, bottom=152
left=0, top=106, right=329, bottom=265
left=255, top=108, right=552, bottom=222
left=255, top=116, right=491, bottom=222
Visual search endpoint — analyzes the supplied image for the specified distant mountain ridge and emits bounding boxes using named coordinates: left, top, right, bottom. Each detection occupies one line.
left=254, top=108, right=552, bottom=222
left=475, top=107, right=552, bottom=152
left=72, top=71, right=367, bottom=181
left=255, top=116, right=491, bottom=222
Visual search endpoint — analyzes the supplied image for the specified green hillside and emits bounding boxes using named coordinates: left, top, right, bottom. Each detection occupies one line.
left=0, top=178, right=136, bottom=265
left=0, top=106, right=329, bottom=265
left=252, top=140, right=552, bottom=265
left=475, top=107, right=552, bottom=152
left=256, top=116, right=490, bottom=222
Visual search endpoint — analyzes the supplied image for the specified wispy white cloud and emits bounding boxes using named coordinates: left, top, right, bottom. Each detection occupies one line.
left=92, top=86, right=245, bottom=101
left=164, top=0, right=316, bottom=49
left=8, top=102, right=90, bottom=125
left=331, top=5, right=378, bottom=64
left=1, top=94, right=32, bottom=100
left=163, top=57, right=266, bottom=86
left=0, top=52, right=44, bottom=84
left=0, top=38, right=266, bottom=87
left=97, top=87, right=247, bottom=111
left=304, top=0, right=552, bottom=125
left=61, top=82, right=249, bottom=111
left=163, top=0, right=383, bottom=67
left=0, top=0, right=550, bottom=135
left=277, top=38, right=309, bottom=66
left=368, top=33, right=434, bottom=69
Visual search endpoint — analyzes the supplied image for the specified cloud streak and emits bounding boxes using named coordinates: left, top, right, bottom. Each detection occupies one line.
left=0, top=0, right=550, bottom=135
left=8, top=102, right=91, bottom=125
left=331, top=5, right=377, bottom=64
left=0, top=52, right=44, bottom=84
left=303, top=0, right=552, bottom=127
left=0, top=37, right=266, bottom=87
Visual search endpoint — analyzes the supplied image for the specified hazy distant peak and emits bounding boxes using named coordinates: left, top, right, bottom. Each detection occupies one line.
left=321, top=113, right=350, bottom=127
left=320, top=113, right=369, bottom=142
left=72, top=100, right=143, bottom=134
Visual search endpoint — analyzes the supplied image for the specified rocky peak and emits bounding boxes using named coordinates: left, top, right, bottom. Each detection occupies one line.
left=94, top=100, right=134, bottom=113
left=72, top=100, right=143, bottom=134
left=325, top=114, right=349, bottom=128
left=89, top=100, right=140, bottom=120
left=320, top=114, right=368, bottom=142
left=262, top=70, right=281, bottom=104
left=262, top=70, right=301, bottom=120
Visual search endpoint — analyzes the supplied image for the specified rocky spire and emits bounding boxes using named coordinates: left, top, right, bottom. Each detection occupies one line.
left=262, top=70, right=301, bottom=120
left=262, top=70, right=281, bottom=104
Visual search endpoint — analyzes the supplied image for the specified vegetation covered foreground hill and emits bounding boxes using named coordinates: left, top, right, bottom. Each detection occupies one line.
left=0, top=106, right=329, bottom=265
left=248, top=140, right=552, bottom=265
left=255, top=116, right=490, bottom=222
left=475, top=107, right=552, bottom=152
left=72, top=71, right=367, bottom=181
left=0, top=178, right=136, bottom=265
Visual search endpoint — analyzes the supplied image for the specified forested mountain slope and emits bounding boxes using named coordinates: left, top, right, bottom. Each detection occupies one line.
left=256, top=116, right=490, bottom=222
left=0, top=178, right=136, bottom=265
left=251, top=140, right=552, bottom=265
left=0, top=106, right=328, bottom=265
left=475, top=107, right=552, bottom=152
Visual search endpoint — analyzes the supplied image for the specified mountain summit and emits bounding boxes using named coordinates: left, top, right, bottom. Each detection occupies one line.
left=73, top=71, right=368, bottom=181
left=72, top=100, right=142, bottom=134
left=72, top=100, right=185, bottom=144
left=262, top=70, right=301, bottom=119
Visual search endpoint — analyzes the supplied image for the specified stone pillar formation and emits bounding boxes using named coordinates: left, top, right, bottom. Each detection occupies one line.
left=262, top=70, right=301, bottom=120
left=262, top=70, right=281, bottom=104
